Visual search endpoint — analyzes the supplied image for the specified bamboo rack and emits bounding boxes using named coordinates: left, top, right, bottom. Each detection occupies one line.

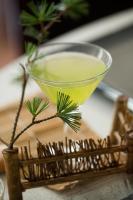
left=2, top=95, right=133, bottom=200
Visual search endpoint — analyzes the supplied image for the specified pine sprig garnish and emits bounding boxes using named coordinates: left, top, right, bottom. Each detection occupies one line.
left=26, top=97, right=49, bottom=117
left=9, top=92, right=81, bottom=147
left=25, top=93, right=81, bottom=132
left=57, top=92, right=81, bottom=132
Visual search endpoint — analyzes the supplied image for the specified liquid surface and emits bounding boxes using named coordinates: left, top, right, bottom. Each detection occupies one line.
left=30, top=52, right=107, bottom=104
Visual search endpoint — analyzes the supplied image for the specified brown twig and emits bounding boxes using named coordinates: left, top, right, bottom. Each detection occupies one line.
left=9, top=64, right=28, bottom=149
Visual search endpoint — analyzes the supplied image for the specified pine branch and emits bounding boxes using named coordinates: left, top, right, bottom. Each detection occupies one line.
left=9, top=93, right=81, bottom=147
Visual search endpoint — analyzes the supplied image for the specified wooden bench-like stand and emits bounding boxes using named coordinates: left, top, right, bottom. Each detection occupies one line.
left=2, top=96, right=133, bottom=200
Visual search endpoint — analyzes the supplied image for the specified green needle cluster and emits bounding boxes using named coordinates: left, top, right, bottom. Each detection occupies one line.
left=20, top=0, right=89, bottom=44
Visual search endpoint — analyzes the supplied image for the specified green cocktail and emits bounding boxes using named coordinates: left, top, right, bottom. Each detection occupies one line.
left=29, top=43, right=112, bottom=105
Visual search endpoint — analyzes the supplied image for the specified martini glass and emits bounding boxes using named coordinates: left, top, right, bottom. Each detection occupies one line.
left=28, top=43, right=112, bottom=137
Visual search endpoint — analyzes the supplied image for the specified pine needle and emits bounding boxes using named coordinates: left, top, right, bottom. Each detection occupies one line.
left=57, top=92, right=81, bottom=132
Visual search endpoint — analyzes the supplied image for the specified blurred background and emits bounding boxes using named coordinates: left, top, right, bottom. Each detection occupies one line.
left=0, top=0, right=132, bottom=67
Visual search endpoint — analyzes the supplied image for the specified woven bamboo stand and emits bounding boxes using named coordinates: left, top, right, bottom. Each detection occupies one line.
left=2, top=96, right=133, bottom=200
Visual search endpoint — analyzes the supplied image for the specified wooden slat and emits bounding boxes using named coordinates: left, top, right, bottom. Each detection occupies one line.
left=20, top=145, right=127, bottom=165
left=22, top=166, right=126, bottom=189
